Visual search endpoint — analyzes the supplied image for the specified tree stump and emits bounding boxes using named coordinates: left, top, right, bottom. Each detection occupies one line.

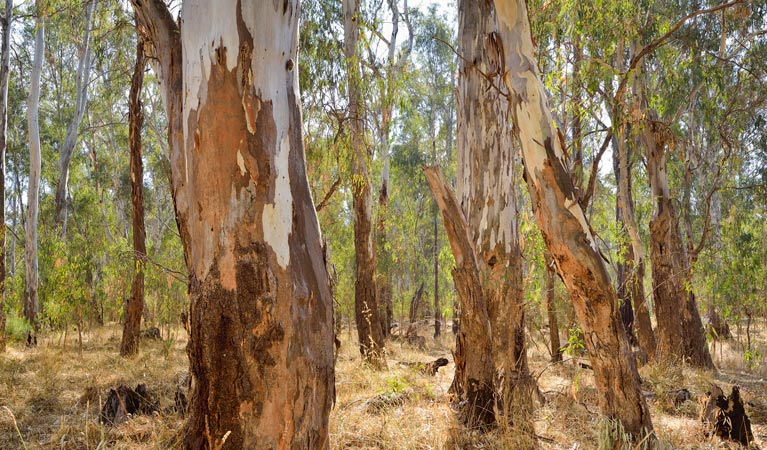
left=100, top=383, right=158, bottom=425
left=699, top=385, right=753, bottom=446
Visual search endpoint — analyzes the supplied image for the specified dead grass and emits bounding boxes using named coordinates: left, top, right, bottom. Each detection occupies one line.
left=0, top=325, right=187, bottom=450
left=0, top=321, right=765, bottom=449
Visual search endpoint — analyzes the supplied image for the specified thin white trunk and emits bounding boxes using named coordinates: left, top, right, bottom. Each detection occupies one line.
left=0, top=0, right=11, bottom=351
left=56, top=0, right=98, bottom=233
left=25, top=11, right=44, bottom=337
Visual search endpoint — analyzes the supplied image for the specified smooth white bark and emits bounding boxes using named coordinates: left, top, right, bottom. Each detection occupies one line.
left=56, top=0, right=98, bottom=232
left=25, top=13, right=44, bottom=327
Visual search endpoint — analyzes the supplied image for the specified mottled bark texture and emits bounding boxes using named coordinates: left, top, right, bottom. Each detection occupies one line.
left=456, top=0, right=533, bottom=425
left=641, top=117, right=713, bottom=369
left=25, top=6, right=44, bottom=344
left=345, top=0, right=386, bottom=366
left=493, top=0, right=653, bottom=440
left=0, top=0, right=11, bottom=352
left=55, top=0, right=97, bottom=233
left=425, top=167, right=495, bottom=428
left=120, top=35, right=147, bottom=358
left=130, top=1, right=335, bottom=449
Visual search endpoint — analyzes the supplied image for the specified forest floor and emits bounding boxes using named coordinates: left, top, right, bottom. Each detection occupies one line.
left=0, top=322, right=766, bottom=449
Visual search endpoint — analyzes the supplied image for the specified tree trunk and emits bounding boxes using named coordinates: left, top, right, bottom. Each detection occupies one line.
left=613, top=140, right=636, bottom=345
left=55, top=0, right=97, bottom=234
left=120, top=34, right=147, bottom=358
left=543, top=254, right=562, bottom=362
left=344, top=0, right=385, bottom=367
left=25, top=7, right=44, bottom=345
left=376, top=0, right=412, bottom=342
left=433, top=213, right=440, bottom=338
left=131, top=1, right=336, bottom=448
left=0, top=0, right=11, bottom=353
left=642, top=116, right=713, bottom=369
left=456, top=0, right=532, bottom=425
left=408, top=282, right=425, bottom=326
left=425, top=167, right=495, bottom=428
left=613, top=128, right=656, bottom=358
left=493, top=0, right=653, bottom=439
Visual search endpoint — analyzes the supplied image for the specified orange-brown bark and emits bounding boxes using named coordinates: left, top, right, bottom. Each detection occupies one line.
left=120, top=34, right=147, bottom=358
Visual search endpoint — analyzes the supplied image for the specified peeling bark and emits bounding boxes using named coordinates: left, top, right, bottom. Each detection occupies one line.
left=0, top=0, right=11, bottom=352
left=642, top=116, right=713, bottom=369
left=493, top=0, right=653, bottom=439
left=55, top=0, right=98, bottom=234
left=130, top=1, right=335, bottom=448
left=456, top=0, right=532, bottom=424
left=345, top=0, right=386, bottom=367
left=120, top=34, right=147, bottom=358
left=25, top=6, right=44, bottom=344
left=425, top=167, right=495, bottom=428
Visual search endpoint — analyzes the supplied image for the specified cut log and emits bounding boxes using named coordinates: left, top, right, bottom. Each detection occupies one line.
left=699, top=385, right=753, bottom=446
left=100, top=383, right=158, bottom=425
left=403, top=357, right=449, bottom=376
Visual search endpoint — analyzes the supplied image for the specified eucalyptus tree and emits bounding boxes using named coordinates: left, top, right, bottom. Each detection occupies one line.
left=25, top=0, right=45, bottom=345
left=54, top=0, right=97, bottom=234
left=119, top=32, right=146, bottom=358
left=344, top=0, right=386, bottom=366
left=454, top=0, right=532, bottom=426
left=413, top=6, right=455, bottom=339
left=492, top=0, right=653, bottom=440
left=0, top=0, right=11, bottom=352
left=130, top=1, right=335, bottom=448
left=368, top=0, right=413, bottom=339
left=625, top=0, right=754, bottom=368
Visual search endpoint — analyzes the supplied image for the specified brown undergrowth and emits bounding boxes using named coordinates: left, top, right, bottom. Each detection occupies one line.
left=0, top=322, right=765, bottom=449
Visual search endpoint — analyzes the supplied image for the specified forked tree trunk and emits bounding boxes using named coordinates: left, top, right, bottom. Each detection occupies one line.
left=641, top=114, right=712, bottom=369
left=456, top=0, right=532, bottom=424
left=543, top=253, right=562, bottom=362
left=493, top=0, right=653, bottom=439
left=25, top=7, right=44, bottom=345
left=55, top=0, right=97, bottom=234
left=0, top=0, right=11, bottom=353
left=425, top=167, right=495, bottom=428
left=344, top=0, right=386, bottom=367
left=120, top=35, right=147, bottom=358
left=131, top=1, right=335, bottom=448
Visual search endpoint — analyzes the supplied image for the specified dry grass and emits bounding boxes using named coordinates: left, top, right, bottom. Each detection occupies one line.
left=0, top=325, right=187, bottom=450
left=0, top=321, right=765, bottom=449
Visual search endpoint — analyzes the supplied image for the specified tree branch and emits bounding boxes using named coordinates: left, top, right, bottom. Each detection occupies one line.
left=579, top=129, right=612, bottom=210
left=614, top=0, right=745, bottom=104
